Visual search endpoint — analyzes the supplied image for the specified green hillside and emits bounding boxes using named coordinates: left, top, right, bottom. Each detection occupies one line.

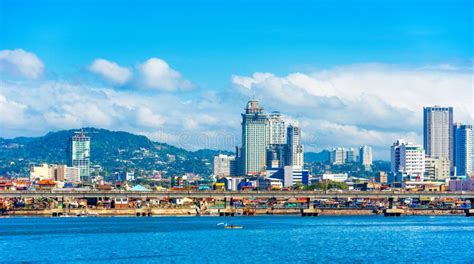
left=0, top=128, right=227, bottom=177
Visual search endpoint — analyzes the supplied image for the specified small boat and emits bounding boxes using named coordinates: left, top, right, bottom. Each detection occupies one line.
left=224, top=225, right=243, bottom=229
left=217, top=222, right=243, bottom=229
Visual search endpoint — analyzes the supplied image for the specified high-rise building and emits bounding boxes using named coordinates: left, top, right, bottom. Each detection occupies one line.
left=266, top=144, right=286, bottom=169
left=359, top=145, right=373, bottom=167
left=241, top=100, right=269, bottom=175
left=424, top=156, right=450, bottom=181
left=453, top=123, right=474, bottom=176
left=213, top=154, right=236, bottom=177
left=286, top=125, right=303, bottom=167
left=330, top=148, right=346, bottom=165
left=268, top=111, right=286, bottom=145
left=391, top=140, right=425, bottom=181
left=423, top=106, right=453, bottom=171
left=68, top=131, right=91, bottom=182
left=345, top=148, right=358, bottom=163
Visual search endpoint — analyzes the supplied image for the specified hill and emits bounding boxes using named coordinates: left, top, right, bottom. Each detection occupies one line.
left=304, top=150, right=330, bottom=163
left=0, top=128, right=227, bottom=177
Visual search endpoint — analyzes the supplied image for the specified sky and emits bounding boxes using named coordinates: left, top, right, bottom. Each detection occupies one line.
left=1, top=0, right=473, bottom=160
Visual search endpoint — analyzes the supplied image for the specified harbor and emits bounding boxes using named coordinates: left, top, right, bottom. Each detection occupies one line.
left=2, top=190, right=473, bottom=217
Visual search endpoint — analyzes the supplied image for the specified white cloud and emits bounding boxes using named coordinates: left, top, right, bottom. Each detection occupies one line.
left=1, top=62, right=472, bottom=160
left=232, top=64, right=474, bottom=158
left=138, top=58, right=191, bottom=91
left=135, top=107, right=165, bottom=128
left=0, top=79, right=237, bottom=150
left=0, top=49, right=44, bottom=79
left=89, top=58, right=132, bottom=85
left=0, top=94, right=28, bottom=127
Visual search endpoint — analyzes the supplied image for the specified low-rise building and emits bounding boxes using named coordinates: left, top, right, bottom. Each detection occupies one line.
left=448, top=177, right=474, bottom=191
left=425, top=156, right=450, bottom=181
left=321, top=173, right=348, bottom=182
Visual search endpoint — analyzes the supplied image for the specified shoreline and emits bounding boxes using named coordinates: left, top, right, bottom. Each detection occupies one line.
left=3, top=208, right=467, bottom=217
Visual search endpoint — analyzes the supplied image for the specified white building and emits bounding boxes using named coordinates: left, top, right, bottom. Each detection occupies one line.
left=359, top=145, right=373, bottom=167
left=322, top=173, right=348, bottom=182
left=30, top=164, right=53, bottom=181
left=268, top=111, right=286, bottom=145
left=213, top=154, right=236, bottom=177
left=63, top=166, right=80, bottom=182
left=330, top=148, right=346, bottom=165
left=283, top=165, right=307, bottom=187
left=391, top=140, right=425, bottom=181
left=424, top=156, right=450, bottom=181
left=286, top=125, right=303, bottom=167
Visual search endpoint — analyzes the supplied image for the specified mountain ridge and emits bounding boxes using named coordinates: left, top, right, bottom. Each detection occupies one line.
left=0, top=127, right=230, bottom=177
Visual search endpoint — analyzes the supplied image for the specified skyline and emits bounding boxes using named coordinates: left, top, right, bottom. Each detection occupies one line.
left=1, top=0, right=473, bottom=160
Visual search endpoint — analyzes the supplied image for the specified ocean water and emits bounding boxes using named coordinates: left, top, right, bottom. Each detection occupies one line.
left=0, top=216, right=473, bottom=263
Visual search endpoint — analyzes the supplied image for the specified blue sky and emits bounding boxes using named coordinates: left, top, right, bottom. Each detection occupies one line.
left=1, top=0, right=473, bottom=159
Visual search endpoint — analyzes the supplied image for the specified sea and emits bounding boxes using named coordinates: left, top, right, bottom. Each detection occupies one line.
left=1, top=216, right=473, bottom=263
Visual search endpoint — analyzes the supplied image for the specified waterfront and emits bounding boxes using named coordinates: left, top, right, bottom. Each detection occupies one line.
left=1, top=216, right=473, bottom=263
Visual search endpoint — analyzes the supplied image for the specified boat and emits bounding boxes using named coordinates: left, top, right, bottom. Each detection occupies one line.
left=224, top=225, right=243, bottom=229
left=76, top=211, right=99, bottom=217
left=218, top=222, right=243, bottom=229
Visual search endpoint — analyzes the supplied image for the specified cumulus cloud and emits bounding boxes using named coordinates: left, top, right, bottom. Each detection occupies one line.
left=0, top=49, right=44, bottom=79
left=89, top=58, right=132, bottom=85
left=1, top=62, right=472, bottom=160
left=0, top=94, right=28, bottom=127
left=0, top=79, right=237, bottom=150
left=138, top=58, right=191, bottom=91
left=232, top=64, right=474, bottom=158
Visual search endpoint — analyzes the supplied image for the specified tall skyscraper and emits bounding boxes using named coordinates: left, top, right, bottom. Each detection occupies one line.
left=286, top=125, right=303, bottom=167
left=391, top=139, right=425, bottom=181
left=423, top=106, right=453, bottom=172
left=453, top=123, right=474, bottom=176
left=359, top=145, right=373, bottom=167
left=268, top=111, right=286, bottom=145
left=241, top=100, right=269, bottom=175
left=68, top=131, right=91, bottom=182
left=267, top=111, right=287, bottom=168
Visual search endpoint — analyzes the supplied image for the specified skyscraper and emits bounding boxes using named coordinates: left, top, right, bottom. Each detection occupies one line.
left=286, top=125, right=303, bottom=167
left=241, top=100, right=269, bottom=175
left=267, top=111, right=287, bottom=168
left=359, top=145, right=373, bottom=167
left=423, top=106, right=453, bottom=172
left=268, top=111, right=286, bottom=145
left=68, top=131, right=91, bottom=182
left=346, top=147, right=358, bottom=163
left=453, top=123, right=474, bottom=176
left=330, top=148, right=346, bottom=165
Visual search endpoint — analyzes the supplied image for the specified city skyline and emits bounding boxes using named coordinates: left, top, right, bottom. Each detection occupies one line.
left=1, top=0, right=473, bottom=161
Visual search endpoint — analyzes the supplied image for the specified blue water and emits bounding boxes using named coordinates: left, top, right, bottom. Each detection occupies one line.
left=1, top=216, right=473, bottom=263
